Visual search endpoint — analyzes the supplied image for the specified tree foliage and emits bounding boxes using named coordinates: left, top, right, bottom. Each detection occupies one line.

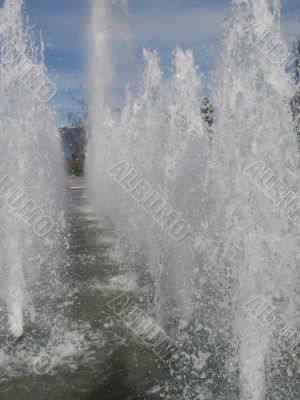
left=60, top=86, right=87, bottom=176
left=201, top=97, right=214, bottom=145
left=290, top=39, right=300, bottom=147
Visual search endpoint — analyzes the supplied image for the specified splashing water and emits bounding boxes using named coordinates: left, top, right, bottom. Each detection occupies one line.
left=211, top=1, right=299, bottom=398
left=87, top=0, right=299, bottom=398
left=0, top=0, right=65, bottom=344
left=86, top=0, right=210, bottom=331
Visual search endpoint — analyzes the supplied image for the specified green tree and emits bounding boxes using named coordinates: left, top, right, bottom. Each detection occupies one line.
left=61, top=85, right=88, bottom=176
left=201, top=97, right=214, bottom=145
left=290, top=39, right=300, bottom=147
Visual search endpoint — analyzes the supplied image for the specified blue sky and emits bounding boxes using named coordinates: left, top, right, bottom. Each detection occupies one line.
left=3, top=0, right=300, bottom=125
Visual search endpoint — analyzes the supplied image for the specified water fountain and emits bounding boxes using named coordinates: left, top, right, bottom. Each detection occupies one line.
left=0, top=0, right=296, bottom=397
left=211, top=0, right=299, bottom=398
left=87, top=0, right=300, bottom=398
left=0, top=0, right=65, bottom=344
left=86, top=1, right=215, bottom=398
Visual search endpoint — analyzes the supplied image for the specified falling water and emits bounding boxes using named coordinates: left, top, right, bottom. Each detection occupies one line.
left=211, top=0, right=299, bottom=398
left=0, top=0, right=65, bottom=343
left=87, top=0, right=299, bottom=398
left=86, top=0, right=211, bottom=328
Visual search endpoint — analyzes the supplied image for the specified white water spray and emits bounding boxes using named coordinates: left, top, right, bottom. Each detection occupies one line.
left=0, top=0, right=65, bottom=340
left=211, top=0, right=299, bottom=398
left=86, top=0, right=299, bottom=398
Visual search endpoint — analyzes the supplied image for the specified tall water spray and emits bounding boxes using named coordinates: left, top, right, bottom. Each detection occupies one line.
left=0, top=0, right=65, bottom=340
left=86, top=0, right=211, bottom=331
left=211, top=0, right=299, bottom=398
left=87, top=0, right=299, bottom=398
